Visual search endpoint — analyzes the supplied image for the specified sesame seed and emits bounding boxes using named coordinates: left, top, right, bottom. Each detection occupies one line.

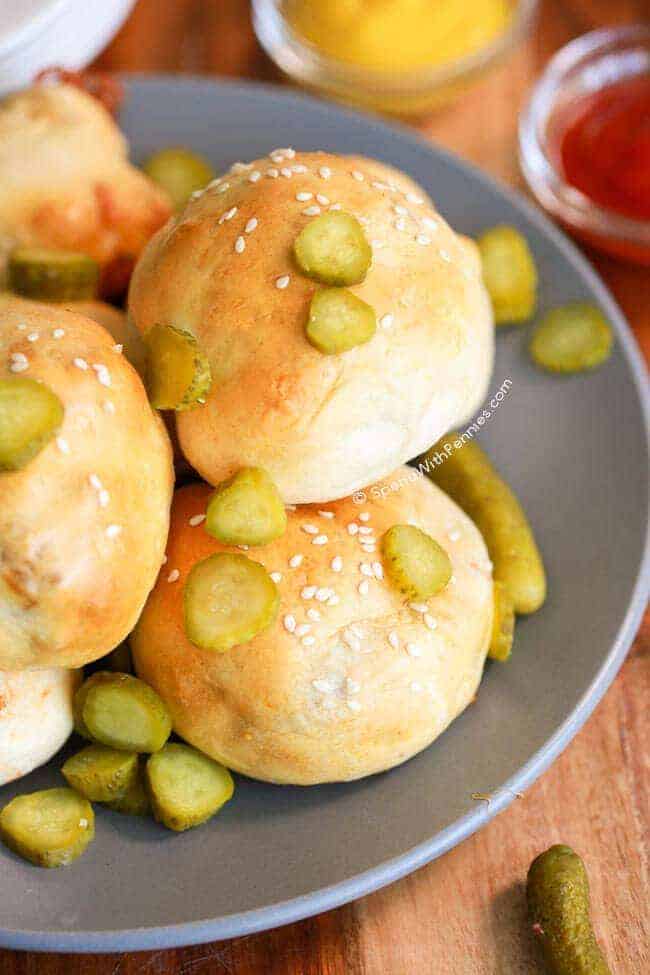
left=409, top=602, right=428, bottom=614
left=395, top=218, right=407, bottom=232
left=372, top=181, right=389, bottom=191
left=315, top=587, right=332, bottom=602
left=238, top=544, right=249, bottom=551
left=307, top=608, right=321, bottom=621
left=450, top=574, right=457, bottom=584
left=319, top=166, right=332, bottom=179
left=276, top=275, right=290, bottom=289
left=186, top=513, right=205, bottom=527
left=285, top=148, right=296, bottom=159
left=245, top=218, right=258, bottom=233
left=266, top=168, right=279, bottom=178
left=106, top=524, right=122, bottom=539
left=347, top=522, right=359, bottom=535
left=388, top=631, right=400, bottom=649
left=360, top=544, right=376, bottom=553
left=379, top=313, right=394, bottom=329
left=270, top=571, right=282, bottom=583
left=360, top=562, right=374, bottom=577
left=103, top=401, right=115, bottom=414
left=302, top=523, right=318, bottom=534
left=316, top=194, right=330, bottom=206
left=92, top=364, right=112, bottom=387
left=217, top=182, right=230, bottom=193
left=329, top=203, right=342, bottom=211
left=358, top=525, right=373, bottom=535
left=16, top=324, right=27, bottom=331
left=394, top=204, right=408, bottom=216
left=270, top=151, right=285, bottom=163
left=346, top=678, right=361, bottom=695
left=343, top=630, right=361, bottom=651
left=88, top=473, right=102, bottom=490
left=79, top=817, right=88, bottom=829
left=313, top=677, right=338, bottom=694
left=303, top=205, right=321, bottom=216
left=372, top=562, right=383, bottom=579
left=289, top=554, right=303, bottom=568
left=407, top=193, right=424, bottom=205
left=219, top=206, right=237, bottom=224
left=285, top=504, right=297, bottom=511
left=52, top=328, right=65, bottom=339
left=422, top=216, right=438, bottom=230
left=112, top=344, right=123, bottom=353
left=358, top=579, right=370, bottom=596
left=331, top=556, right=343, bottom=572
left=73, top=357, right=88, bottom=371
left=352, top=171, right=365, bottom=182
left=302, top=635, right=316, bottom=647
left=296, top=191, right=313, bottom=202
left=56, top=436, right=70, bottom=454
left=27, top=332, right=39, bottom=342
left=296, top=623, right=312, bottom=636
left=312, top=534, right=328, bottom=545
left=283, top=614, right=296, bottom=633
left=301, top=586, right=317, bottom=600
left=359, top=512, right=370, bottom=522
left=416, top=234, right=431, bottom=246
left=292, top=164, right=308, bottom=174
left=448, top=529, right=461, bottom=542
left=440, top=250, right=452, bottom=262
left=351, top=623, right=364, bottom=638
left=230, top=162, right=252, bottom=174
left=318, top=509, right=334, bottom=519
left=99, top=490, right=110, bottom=508
left=424, top=614, right=437, bottom=630
left=348, top=699, right=362, bottom=712
left=248, top=170, right=261, bottom=183
left=327, top=593, right=340, bottom=606
left=9, top=353, right=28, bottom=373
left=407, top=643, right=422, bottom=658
left=235, top=236, right=246, bottom=254
left=280, top=168, right=292, bottom=178
left=167, top=569, right=180, bottom=583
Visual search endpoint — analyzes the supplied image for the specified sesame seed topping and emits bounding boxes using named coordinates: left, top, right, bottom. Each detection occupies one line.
left=379, top=313, right=394, bottom=329
left=395, top=218, right=407, bottom=232
left=440, top=249, right=452, bottom=262
left=301, top=586, right=317, bottom=600
left=312, top=534, right=328, bottom=545
left=358, top=525, right=373, bottom=535
left=346, top=678, right=361, bottom=695
left=296, top=191, right=313, bottom=202
left=319, top=166, right=332, bottom=179
left=343, top=630, right=361, bottom=651
left=285, top=504, right=297, bottom=511
left=106, top=524, right=122, bottom=539
left=235, top=235, right=246, bottom=254
left=313, top=677, right=339, bottom=694
left=416, top=234, right=431, bottom=246
left=89, top=473, right=102, bottom=490
left=245, top=218, right=258, bottom=233
left=372, top=562, right=383, bottom=579
left=347, top=522, right=359, bottom=535
left=348, top=699, right=362, bottom=712
left=352, top=171, right=365, bottom=182
left=112, top=344, right=123, bottom=353
left=280, top=168, right=292, bottom=178
left=316, top=194, right=330, bottom=206
left=289, top=554, right=303, bottom=568
left=329, top=202, right=342, bottom=211
left=219, top=206, right=238, bottom=224
left=327, top=593, right=340, bottom=606
left=315, top=587, right=332, bottom=602
left=422, top=216, right=438, bottom=230
left=238, top=544, right=249, bottom=551
left=56, top=436, right=70, bottom=454
left=448, top=529, right=461, bottom=542
left=248, top=170, right=261, bottom=183
left=331, top=556, right=343, bottom=572
left=9, top=353, right=28, bottom=373
left=266, top=168, right=279, bottom=178
left=73, top=357, right=88, bottom=371
left=285, top=148, right=296, bottom=159
left=103, top=400, right=115, bottom=414
left=217, top=183, right=230, bottom=194
left=302, top=523, right=318, bottom=534
left=388, top=631, right=400, bottom=649
left=406, top=193, right=424, bottom=205
left=27, top=332, right=39, bottom=342
left=318, top=510, right=334, bottom=519
left=358, top=579, right=370, bottom=596
left=92, top=364, right=112, bottom=387
left=189, top=513, right=206, bottom=527
left=394, top=204, right=408, bottom=216
left=359, top=512, right=370, bottom=522
left=167, top=569, right=180, bottom=583
left=270, top=572, right=282, bottom=583
left=276, top=275, right=290, bottom=289
left=372, top=180, right=389, bottom=191
left=230, top=162, right=252, bottom=174
left=302, top=635, right=316, bottom=647
left=407, top=643, right=422, bottom=658
left=307, top=608, right=321, bottom=621
left=360, top=544, right=376, bottom=553
left=424, top=614, right=437, bottom=630
left=303, top=205, right=321, bottom=216
left=296, top=623, right=312, bottom=637
left=360, top=562, right=374, bottom=577
left=284, top=614, right=296, bottom=633
left=99, top=490, right=110, bottom=508
left=16, top=324, right=27, bottom=331
left=409, top=602, right=428, bottom=614
left=292, top=164, right=308, bottom=174
left=52, top=328, right=65, bottom=339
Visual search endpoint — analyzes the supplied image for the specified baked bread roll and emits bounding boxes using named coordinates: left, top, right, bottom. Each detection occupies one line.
left=0, top=83, right=171, bottom=298
left=0, top=668, right=80, bottom=786
left=129, top=150, right=494, bottom=503
left=64, top=301, right=146, bottom=377
left=131, top=471, right=493, bottom=785
left=0, top=296, right=174, bottom=670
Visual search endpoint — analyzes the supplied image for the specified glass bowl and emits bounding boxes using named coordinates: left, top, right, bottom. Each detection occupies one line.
left=519, top=24, right=650, bottom=266
left=252, top=0, right=539, bottom=117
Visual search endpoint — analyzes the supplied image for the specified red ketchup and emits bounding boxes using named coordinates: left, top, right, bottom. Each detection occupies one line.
left=560, top=74, right=650, bottom=222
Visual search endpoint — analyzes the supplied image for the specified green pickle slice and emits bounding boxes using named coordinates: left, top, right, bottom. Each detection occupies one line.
left=8, top=247, right=99, bottom=301
left=0, top=788, right=94, bottom=868
left=144, top=323, right=211, bottom=411
left=306, top=287, right=377, bottom=354
left=0, top=377, right=64, bottom=471
left=530, top=303, right=613, bottom=374
left=205, top=467, right=287, bottom=546
left=381, top=524, right=452, bottom=600
left=146, top=743, right=234, bottom=831
left=79, top=672, right=172, bottom=753
left=184, top=552, right=279, bottom=651
left=477, top=225, right=538, bottom=324
left=62, top=744, right=138, bottom=803
left=488, top=581, right=515, bottom=662
left=143, top=147, right=215, bottom=209
left=106, top=761, right=151, bottom=817
left=294, top=212, right=372, bottom=286
left=421, top=434, right=546, bottom=615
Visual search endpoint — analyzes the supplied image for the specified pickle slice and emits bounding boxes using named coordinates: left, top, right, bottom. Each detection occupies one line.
left=477, top=225, right=538, bottom=324
left=8, top=247, right=99, bottom=301
left=80, top=672, right=172, bottom=753
left=381, top=524, right=452, bottom=600
left=0, top=377, right=64, bottom=471
left=530, top=303, right=613, bottom=374
left=0, top=788, right=94, bottom=868
left=106, top=761, right=151, bottom=817
left=61, top=744, right=138, bottom=803
left=306, top=287, right=377, bottom=354
left=205, top=467, right=287, bottom=546
left=488, top=581, right=515, bottom=662
left=144, top=324, right=211, bottom=411
left=143, top=147, right=215, bottom=209
left=184, top=552, right=279, bottom=651
left=146, top=743, right=234, bottom=831
left=294, top=212, right=372, bottom=286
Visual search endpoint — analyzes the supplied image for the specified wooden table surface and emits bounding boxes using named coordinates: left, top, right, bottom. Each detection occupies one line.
left=2, top=1, right=648, bottom=972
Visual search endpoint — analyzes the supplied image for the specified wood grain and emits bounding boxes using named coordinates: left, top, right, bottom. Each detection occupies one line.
left=1, top=1, right=648, bottom=971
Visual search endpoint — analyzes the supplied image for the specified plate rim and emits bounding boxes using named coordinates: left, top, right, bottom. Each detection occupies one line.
left=2, top=74, right=649, bottom=954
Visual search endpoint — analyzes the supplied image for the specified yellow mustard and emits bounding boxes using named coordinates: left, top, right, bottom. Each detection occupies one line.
left=284, top=0, right=513, bottom=72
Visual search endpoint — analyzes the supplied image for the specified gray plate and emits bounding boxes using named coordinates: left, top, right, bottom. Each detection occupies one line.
left=1, top=77, right=648, bottom=954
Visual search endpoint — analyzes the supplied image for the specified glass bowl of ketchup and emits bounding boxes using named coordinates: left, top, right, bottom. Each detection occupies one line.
left=520, top=24, right=650, bottom=265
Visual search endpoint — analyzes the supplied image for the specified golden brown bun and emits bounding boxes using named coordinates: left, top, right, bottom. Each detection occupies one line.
left=131, top=472, right=493, bottom=785
left=0, top=296, right=174, bottom=669
left=129, top=151, right=494, bottom=503
left=63, top=301, right=146, bottom=377
left=0, top=84, right=171, bottom=298
left=0, top=668, right=80, bottom=785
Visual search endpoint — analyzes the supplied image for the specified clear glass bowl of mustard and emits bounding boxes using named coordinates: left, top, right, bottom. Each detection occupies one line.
left=252, top=0, right=539, bottom=117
